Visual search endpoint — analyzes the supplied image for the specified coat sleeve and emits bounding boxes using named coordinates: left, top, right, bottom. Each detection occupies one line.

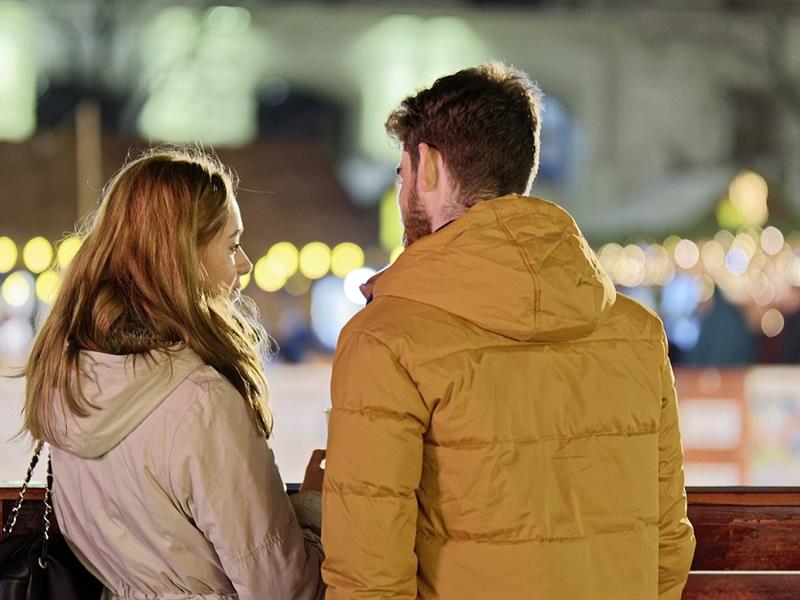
left=322, top=329, right=429, bottom=599
left=657, top=337, right=696, bottom=599
left=169, top=374, right=325, bottom=600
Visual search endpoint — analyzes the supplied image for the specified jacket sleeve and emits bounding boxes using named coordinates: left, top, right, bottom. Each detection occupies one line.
left=657, top=337, right=696, bottom=599
left=322, top=329, right=429, bottom=599
left=169, top=375, right=325, bottom=600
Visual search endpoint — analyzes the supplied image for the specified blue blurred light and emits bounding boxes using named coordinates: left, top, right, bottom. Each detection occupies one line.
left=669, top=316, right=701, bottom=350
left=660, top=274, right=700, bottom=318
left=725, top=247, right=750, bottom=275
left=310, top=275, right=362, bottom=351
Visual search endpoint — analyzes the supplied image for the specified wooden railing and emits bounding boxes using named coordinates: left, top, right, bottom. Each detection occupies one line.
left=3, top=486, right=798, bottom=598
left=683, top=487, right=800, bottom=599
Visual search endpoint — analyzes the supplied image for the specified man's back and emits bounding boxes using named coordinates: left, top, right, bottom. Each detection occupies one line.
left=323, top=195, right=695, bottom=599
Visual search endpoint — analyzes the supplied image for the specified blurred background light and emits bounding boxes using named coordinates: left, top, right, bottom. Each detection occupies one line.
left=35, top=269, right=60, bottom=304
left=390, top=246, right=404, bottom=264
left=0, top=317, right=34, bottom=357
left=299, top=242, right=331, bottom=280
left=0, top=1, right=35, bottom=141
left=1, top=270, right=32, bottom=308
left=380, top=187, right=404, bottom=252
left=353, top=15, right=487, bottom=162
left=700, top=240, right=725, bottom=273
left=0, top=236, right=18, bottom=272
left=671, top=316, right=701, bottom=350
left=729, top=170, right=768, bottom=228
left=331, top=242, right=365, bottom=278
left=56, top=236, right=82, bottom=268
left=254, top=254, right=287, bottom=292
left=266, top=242, right=300, bottom=279
left=725, top=247, right=750, bottom=276
left=204, top=5, right=251, bottom=35
left=760, top=226, right=784, bottom=256
left=674, top=239, right=700, bottom=270
left=137, top=5, right=263, bottom=146
left=343, top=267, right=376, bottom=305
left=761, top=308, right=785, bottom=338
left=284, top=273, right=311, bottom=296
left=22, top=237, right=53, bottom=273
left=661, top=274, right=701, bottom=319
left=310, top=275, right=362, bottom=351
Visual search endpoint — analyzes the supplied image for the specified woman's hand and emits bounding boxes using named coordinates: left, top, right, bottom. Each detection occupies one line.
left=300, top=448, right=326, bottom=493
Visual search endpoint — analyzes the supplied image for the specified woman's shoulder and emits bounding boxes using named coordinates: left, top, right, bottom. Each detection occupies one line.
left=164, top=358, right=255, bottom=434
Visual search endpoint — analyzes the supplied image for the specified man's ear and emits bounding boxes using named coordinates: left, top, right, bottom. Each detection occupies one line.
left=417, top=142, right=441, bottom=193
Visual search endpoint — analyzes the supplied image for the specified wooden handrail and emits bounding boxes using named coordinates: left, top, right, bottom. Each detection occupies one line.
left=4, top=485, right=799, bottom=598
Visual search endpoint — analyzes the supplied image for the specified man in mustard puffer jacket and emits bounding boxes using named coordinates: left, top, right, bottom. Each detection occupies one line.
left=322, top=62, right=695, bottom=600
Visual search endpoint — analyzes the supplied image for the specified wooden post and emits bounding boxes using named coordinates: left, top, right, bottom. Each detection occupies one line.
left=75, top=99, right=102, bottom=221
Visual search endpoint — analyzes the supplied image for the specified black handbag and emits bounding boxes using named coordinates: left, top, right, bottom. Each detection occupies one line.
left=0, top=441, right=104, bottom=600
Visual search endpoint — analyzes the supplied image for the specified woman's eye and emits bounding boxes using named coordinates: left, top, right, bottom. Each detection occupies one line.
left=231, top=243, right=242, bottom=253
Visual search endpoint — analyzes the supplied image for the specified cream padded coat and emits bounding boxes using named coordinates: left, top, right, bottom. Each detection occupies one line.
left=50, top=347, right=325, bottom=600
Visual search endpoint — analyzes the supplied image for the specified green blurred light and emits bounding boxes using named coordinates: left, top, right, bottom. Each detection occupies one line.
left=138, top=6, right=263, bottom=147
left=0, top=1, right=36, bottom=141
left=352, top=15, right=488, bottom=161
left=380, top=187, right=404, bottom=252
left=716, top=197, right=745, bottom=232
left=204, top=6, right=251, bottom=35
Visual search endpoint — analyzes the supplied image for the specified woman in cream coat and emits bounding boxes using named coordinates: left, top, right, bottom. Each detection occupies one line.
left=22, top=148, right=325, bottom=599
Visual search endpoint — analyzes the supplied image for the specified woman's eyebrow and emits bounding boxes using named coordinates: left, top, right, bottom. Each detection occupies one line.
left=229, top=228, right=243, bottom=239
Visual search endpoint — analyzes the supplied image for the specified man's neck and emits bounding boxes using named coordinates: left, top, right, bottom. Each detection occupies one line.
left=430, top=203, right=467, bottom=233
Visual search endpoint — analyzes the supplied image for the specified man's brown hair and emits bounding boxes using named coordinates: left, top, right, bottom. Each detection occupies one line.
left=385, top=61, right=542, bottom=207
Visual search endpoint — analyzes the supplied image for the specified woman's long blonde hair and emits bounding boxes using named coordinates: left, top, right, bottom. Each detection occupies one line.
left=23, top=147, right=273, bottom=441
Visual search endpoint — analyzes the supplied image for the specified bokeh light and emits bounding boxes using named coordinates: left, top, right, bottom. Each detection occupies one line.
left=299, top=242, right=331, bottom=280
left=700, top=240, right=725, bottom=273
left=389, top=246, right=404, bottom=264
left=674, top=239, right=700, bottom=270
left=35, top=269, right=60, bottom=304
left=266, top=242, right=299, bottom=279
left=1, top=270, right=31, bottom=307
left=56, top=235, right=82, bottom=268
left=761, top=308, right=785, bottom=338
left=22, top=236, right=53, bottom=273
left=254, top=255, right=287, bottom=292
left=331, top=242, right=365, bottom=278
left=310, top=275, right=362, bottom=351
left=285, top=273, right=311, bottom=296
left=0, top=236, right=17, bottom=272
left=760, top=226, right=784, bottom=256
left=343, top=267, right=376, bottom=305
left=729, top=170, right=768, bottom=227
left=725, top=247, right=750, bottom=276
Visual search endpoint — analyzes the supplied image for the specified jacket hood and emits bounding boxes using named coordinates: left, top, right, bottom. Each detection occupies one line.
left=370, top=195, right=616, bottom=342
left=50, top=346, right=204, bottom=458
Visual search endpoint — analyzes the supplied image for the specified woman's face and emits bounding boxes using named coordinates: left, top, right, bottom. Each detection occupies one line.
left=200, top=198, right=253, bottom=298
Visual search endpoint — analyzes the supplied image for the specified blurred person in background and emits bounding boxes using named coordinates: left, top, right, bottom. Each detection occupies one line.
left=21, top=148, right=326, bottom=600
left=323, top=62, right=695, bottom=599
left=682, top=290, right=758, bottom=366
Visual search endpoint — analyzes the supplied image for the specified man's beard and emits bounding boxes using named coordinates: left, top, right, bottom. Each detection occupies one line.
left=401, top=183, right=432, bottom=247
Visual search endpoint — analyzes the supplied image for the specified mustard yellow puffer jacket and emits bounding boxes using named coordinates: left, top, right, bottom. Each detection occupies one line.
left=323, top=195, right=695, bottom=600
